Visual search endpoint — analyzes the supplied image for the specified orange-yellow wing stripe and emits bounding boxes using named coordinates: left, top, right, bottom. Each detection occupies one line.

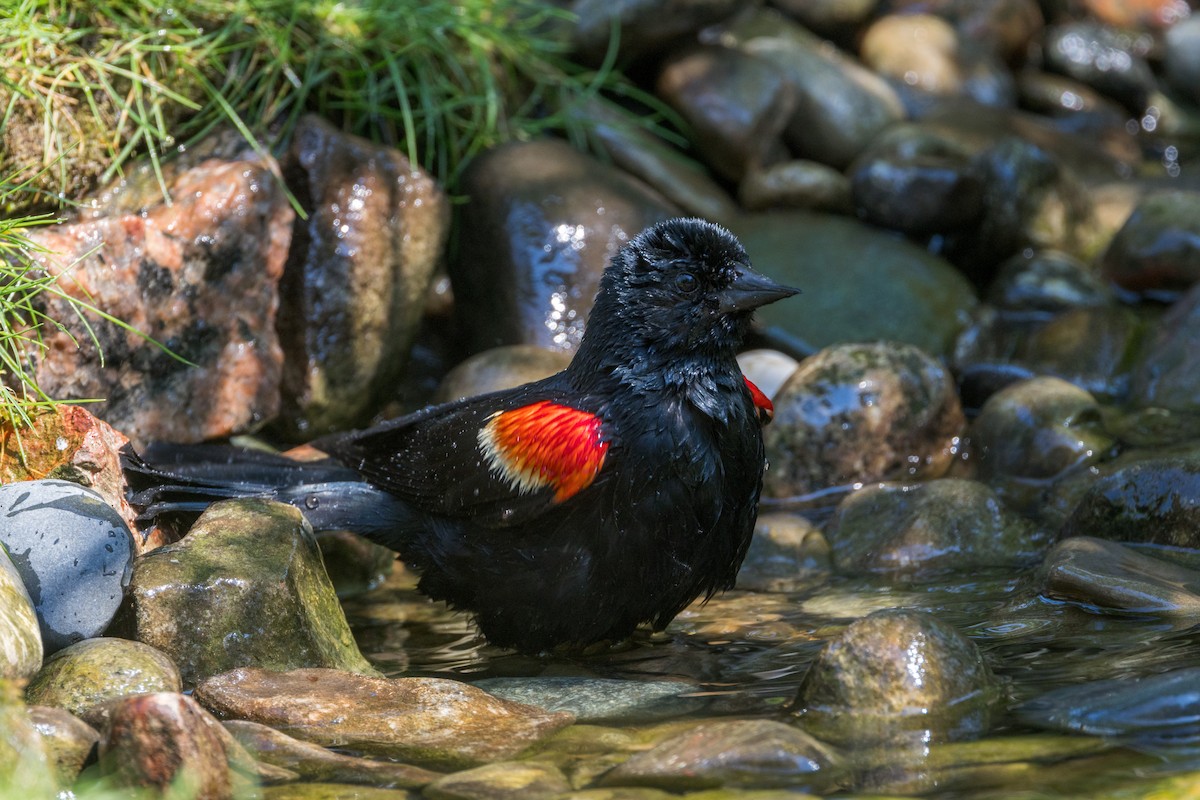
left=478, top=401, right=608, bottom=503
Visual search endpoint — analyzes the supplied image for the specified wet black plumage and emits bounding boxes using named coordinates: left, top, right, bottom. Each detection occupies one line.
left=126, top=217, right=798, bottom=653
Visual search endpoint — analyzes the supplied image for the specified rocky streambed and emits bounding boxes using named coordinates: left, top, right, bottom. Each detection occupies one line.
left=3, top=0, right=1200, bottom=798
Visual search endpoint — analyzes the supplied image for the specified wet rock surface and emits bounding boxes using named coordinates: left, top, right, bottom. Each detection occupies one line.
left=0, top=479, right=135, bottom=653
left=0, top=544, right=41, bottom=680
left=472, top=677, right=705, bottom=725
left=194, top=666, right=574, bottom=769
left=1039, top=537, right=1200, bottom=615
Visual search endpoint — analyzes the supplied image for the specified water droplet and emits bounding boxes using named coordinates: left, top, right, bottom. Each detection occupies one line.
left=305, top=495, right=320, bottom=510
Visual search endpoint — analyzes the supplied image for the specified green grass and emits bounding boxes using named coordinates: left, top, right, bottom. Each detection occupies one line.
left=0, top=0, right=680, bottom=204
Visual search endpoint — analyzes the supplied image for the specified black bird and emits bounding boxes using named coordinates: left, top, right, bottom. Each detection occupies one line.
left=127, top=217, right=798, bottom=653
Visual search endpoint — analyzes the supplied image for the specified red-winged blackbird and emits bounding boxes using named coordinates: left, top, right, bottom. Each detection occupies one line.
left=127, top=217, right=798, bottom=653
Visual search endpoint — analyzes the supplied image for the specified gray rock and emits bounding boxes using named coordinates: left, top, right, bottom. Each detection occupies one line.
left=721, top=8, right=905, bottom=169
left=0, top=480, right=135, bottom=653
left=472, top=677, right=704, bottom=724
left=451, top=139, right=675, bottom=353
left=737, top=512, right=830, bottom=592
left=738, top=160, right=852, bottom=213
left=796, top=608, right=998, bottom=746
left=732, top=212, right=978, bottom=358
left=656, top=45, right=793, bottom=183
left=0, top=543, right=41, bottom=680
left=599, top=718, right=837, bottom=791
left=1165, top=16, right=1200, bottom=106
left=24, top=637, right=181, bottom=729
left=1131, top=282, right=1200, bottom=411
left=119, top=498, right=377, bottom=686
left=1039, top=537, right=1200, bottom=616
left=825, top=479, right=1050, bottom=574
left=425, top=761, right=570, bottom=800
left=194, top=667, right=574, bottom=769
left=763, top=341, right=966, bottom=498
left=276, top=114, right=451, bottom=439
left=1101, top=190, right=1200, bottom=299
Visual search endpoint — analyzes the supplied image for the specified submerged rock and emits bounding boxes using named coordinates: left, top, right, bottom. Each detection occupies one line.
left=24, top=637, right=180, bottom=729
left=795, top=608, right=997, bottom=746
left=194, top=666, right=574, bottom=769
left=472, top=677, right=704, bottom=725
left=763, top=342, right=965, bottom=498
left=425, top=761, right=570, bottom=800
left=737, top=512, right=830, bottom=592
left=119, top=499, right=376, bottom=685
left=1039, top=537, right=1200, bottom=616
left=0, top=479, right=135, bottom=653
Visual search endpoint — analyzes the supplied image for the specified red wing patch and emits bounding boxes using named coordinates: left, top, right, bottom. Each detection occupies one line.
left=743, top=376, right=774, bottom=424
left=477, top=401, right=608, bottom=503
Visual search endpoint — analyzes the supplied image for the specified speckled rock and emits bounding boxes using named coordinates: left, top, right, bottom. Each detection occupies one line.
left=27, top=705, right=100, bottom=785
left=425, top=760, right=570, bottom=800
left=656, top=45, right=793, bottom=183
left=98, top=692, right=241, bottom=799
left=738, top=160, right=852, bottom=214
left=1101, top=190, right=1200, bottom=299
left=451, top=139, right=675, bottom=353
left=119, top=499, right=376, bottom=686
left=472, top=677, right=704, bottom=725
left=763, top=342, right=966, bottom=498
left=276, top=114, right=450, bottom=439
left=599, top=718, right=837, bottom=792
left=224, top=719, right=440, bottom=788
left=434, top=345, right=572, bottom=404
left=194, top=667, right=574, bottom=769
left=0, top=543, right=41, bottom=680
left=24, top=637, right=181, bottom=728
left=825, top=479, right=1049, bottom=574
left=0, top=480, right=135, bottom=653
left=23, top=137, right=293, bottom=446
left=733, top=213, right=978, bottom=358
left=737, top=512, right=830, bottom=592
left=1039, top=537, right=1200, bottom=616
left=795, top=608, right=997, bottom=746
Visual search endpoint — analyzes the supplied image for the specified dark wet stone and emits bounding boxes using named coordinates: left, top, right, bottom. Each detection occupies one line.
left=426, top=761, right=570, bottom=800
left=763, top=342, right=966, bottom=498
left=735, top=349, right=799, bottom=403
left=1131, top=283, right=1200, bottom=412
left=1039, top=537, right=1200, bottom=615
left=434, top=345, right=572, bottom=405
left=737, top=512, right=830, bottom=592
left=599, top=719, right=837, bottom=791
left=1043, top=23, right=1157, bottom=112
left=0, top=405, right=139, bottom=539
left=1015, top=71, right=1128, bottom=122
left=571, top=0, right=743, bottom=65
left=24, top=637, right=181, bottom=729
left=276, top=114, right=450, bottom=440
left=1061, top=450, right=1200, bottom=548
left=1101, top=190, right=1200, bottom=299
left=451, top=139, right=675, bottom=353
left=733, top=212, right=978, bottom=358
left=195, top=667, right=574, bottom=769
left=986, top=250, right=1113, bottom=314
left=769, top=0, right=878, bottom=37
left=119, top=499, right=376, bottom=686
left=850, top=142, right=984, bottom=236
left=738, top=160, right=852, bottom=213
left=825, top=479, right=1049, bottom=574
left=27, top=705, right=99, bottom=785
left=0, top=544, right=40, bottom=680
left=99, top=692, right=239, bottom=798
left=570, top=97, right=739, bottom=224
left=1165, top=16, right=1200, bottom=106
left=656, top=45, right=794, bottom=183
left=1016, top=666, right=1200, bottom=742
left=315, top=530, right=395, bottom=599
left=720, top=8, right=905, bottom=169
left=795, top=608, right=997, bottom=746
left=225, top=719, right=440, bottom=788
left=473, top=677, right=704, bottom=725
left=24, top=138, right=292, bottom=447
left=968, top=377, right=1114, bottom=485
left=952, top=305, right=1143, bottom=403
left=0, top=480, right=135, bottom=654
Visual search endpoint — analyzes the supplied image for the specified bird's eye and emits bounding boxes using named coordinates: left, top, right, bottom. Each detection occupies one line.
left=674, top=272, right=699, bottom=294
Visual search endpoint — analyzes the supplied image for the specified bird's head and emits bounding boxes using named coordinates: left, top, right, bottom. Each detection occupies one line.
left=577, top=218, right=798, bottom=375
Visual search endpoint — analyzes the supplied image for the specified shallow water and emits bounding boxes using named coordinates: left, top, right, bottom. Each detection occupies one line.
left=343, top=563, right=1200, bottom=797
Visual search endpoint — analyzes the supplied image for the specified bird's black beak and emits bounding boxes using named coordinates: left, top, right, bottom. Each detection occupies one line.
left=717, top=266, right=800, bottom=314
